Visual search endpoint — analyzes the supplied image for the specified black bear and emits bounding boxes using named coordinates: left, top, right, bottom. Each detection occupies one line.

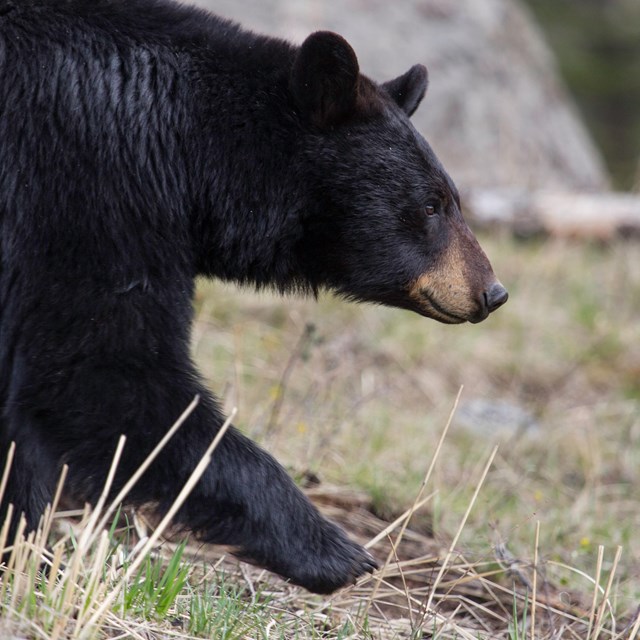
left=0, top=0, right=507, bottom=593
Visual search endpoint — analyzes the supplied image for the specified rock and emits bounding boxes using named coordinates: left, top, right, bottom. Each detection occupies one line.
left=191, top=0, right=609, bottom=191
left=455, top=399, right=539, bottom=440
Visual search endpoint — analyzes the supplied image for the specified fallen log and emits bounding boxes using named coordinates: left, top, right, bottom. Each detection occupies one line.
left=464, top=189, right=640, bottom=240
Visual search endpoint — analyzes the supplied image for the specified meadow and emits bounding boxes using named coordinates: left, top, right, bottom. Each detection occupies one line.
left=1, top=232, right=639, bottom=638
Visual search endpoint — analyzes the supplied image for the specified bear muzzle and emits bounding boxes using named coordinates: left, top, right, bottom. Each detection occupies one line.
left=410, top=277, right=508, bottom=325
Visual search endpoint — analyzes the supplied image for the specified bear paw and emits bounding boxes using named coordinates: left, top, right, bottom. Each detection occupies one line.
left=302, top=538, right=378, bottom=595
left=278, top=520, right=378, bottom=594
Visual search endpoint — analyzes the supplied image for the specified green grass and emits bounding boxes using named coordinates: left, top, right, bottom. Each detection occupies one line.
left=2, top=233, right=639, bottom=638
left=122, top=540, right=191, bottom=619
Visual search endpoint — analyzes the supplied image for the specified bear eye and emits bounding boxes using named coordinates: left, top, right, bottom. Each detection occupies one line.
left=425, top=201, right=440, bottom=216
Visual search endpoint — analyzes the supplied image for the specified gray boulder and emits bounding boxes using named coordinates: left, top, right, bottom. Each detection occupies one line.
left=192, top=0, right=608, bottom=191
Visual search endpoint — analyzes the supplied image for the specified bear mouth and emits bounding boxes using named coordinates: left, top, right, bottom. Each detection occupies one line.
left=417, top=291, right=468, bottom=324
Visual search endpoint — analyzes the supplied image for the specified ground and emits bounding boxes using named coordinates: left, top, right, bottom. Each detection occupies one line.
left=1, top=232, right=639, bottom=638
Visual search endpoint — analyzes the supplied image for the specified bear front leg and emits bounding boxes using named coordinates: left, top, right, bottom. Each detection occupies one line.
left=39, top=361, right=376, bottom=594
left=173, top=414, right=378, bottom=593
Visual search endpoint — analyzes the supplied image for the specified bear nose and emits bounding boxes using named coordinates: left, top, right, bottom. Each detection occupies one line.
left=484, top=282, right=509, bottom=313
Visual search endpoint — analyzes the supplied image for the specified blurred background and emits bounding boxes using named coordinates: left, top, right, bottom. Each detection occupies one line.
left=188, top=0, right=640, bottom=615
left=525, top=0, right=640, bottom=191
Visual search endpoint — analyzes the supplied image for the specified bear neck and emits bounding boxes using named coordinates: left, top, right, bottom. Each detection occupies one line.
left=186, top=31, right=315, bottom=295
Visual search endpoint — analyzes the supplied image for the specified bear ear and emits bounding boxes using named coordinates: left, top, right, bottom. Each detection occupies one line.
left=382, top=64, right=428, bottom=117
left=291, top=31, right=360, bottom=127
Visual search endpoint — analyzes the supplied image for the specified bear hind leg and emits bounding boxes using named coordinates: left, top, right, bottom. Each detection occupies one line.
left=0, top=423, right=58, bottom=551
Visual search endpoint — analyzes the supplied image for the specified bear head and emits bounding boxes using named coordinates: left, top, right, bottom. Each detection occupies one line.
left=292, top=32, right=507, bottom=324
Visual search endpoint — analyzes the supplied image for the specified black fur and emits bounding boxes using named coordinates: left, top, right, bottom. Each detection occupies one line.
left=0, top=0, right=504, bottom=593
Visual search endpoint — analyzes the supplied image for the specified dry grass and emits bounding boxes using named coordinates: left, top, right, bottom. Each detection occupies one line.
left=1, top=233, right=639, bottom=638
